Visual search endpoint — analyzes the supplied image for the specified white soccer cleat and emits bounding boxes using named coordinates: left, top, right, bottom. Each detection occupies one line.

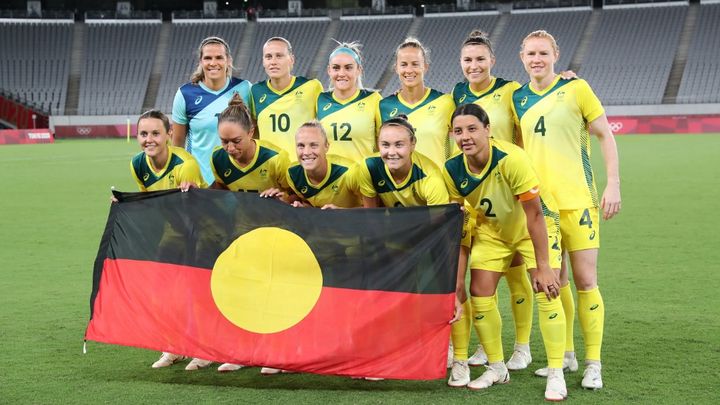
left=535, top=352, right=579, bottom=377
left=545, top=368, right=568, bottom=401
left=363, top=377, right=384, bottom=381
left=217, top=363, right=244, bottom=372
left=506, top=344, right=532, bottom=371
left=261, top=367, right=282, bottom=375
left=151, top=352, right=186, bottom=368
left=447, top=359, right=471, bottom=387
left=468, top=345, right=489, bottom=366
left=184, top=358, right=212, bottom=371
left=581, top=363, right=603, bottom=390
left=467, top=363, right=509, bottom=390
left=447, top=342, right=454, bottom=368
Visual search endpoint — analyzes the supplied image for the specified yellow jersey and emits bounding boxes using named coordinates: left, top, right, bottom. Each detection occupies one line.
left=131, top=146, right=207, bottom=192
left=452, top=77, right=521, bottom=143
left=443, top=139, right=557, bottom=243
left=316, top=89, right=382, bottom=163
left=286, top=154, right=361, bottom=208
left=355, top=151, right=449, bottom=207
left=511, top=77, right=604, bottom=210
left=210, top=140, right=290, bottom=192
left=378, top=88, right=455, bottom=167
left=250, top=76, right=323, bottom=158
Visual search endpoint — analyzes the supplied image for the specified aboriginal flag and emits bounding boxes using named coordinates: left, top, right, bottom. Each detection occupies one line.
left=85, top=189, right=461, bottom=380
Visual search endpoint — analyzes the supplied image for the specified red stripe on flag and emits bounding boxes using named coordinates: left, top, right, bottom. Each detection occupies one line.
left=86, top=259, right=454, bottom=380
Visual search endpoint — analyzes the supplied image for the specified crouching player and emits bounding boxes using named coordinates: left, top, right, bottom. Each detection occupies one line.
left=442, top=103, right=567, bottom=401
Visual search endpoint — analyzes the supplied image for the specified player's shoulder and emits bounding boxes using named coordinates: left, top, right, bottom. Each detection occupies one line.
left=131, top=151, right=147, bottom=172
left=257, top=139, right=285, bottom=157
left=169, top=146, right=196, bottom=162
left=413, top=151, right=442, bottom=174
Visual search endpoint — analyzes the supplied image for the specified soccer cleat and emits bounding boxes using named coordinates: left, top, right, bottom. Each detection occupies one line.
left=184, top=358, right=212, bottom=371
left=447, top=359, right=471, bottom=387
left=261, top=367, right=282, bottom=375
left=447, top=342, right=454, bottom=368
left=217, top=363, right=244, bottom=372
left=468, top=345, right=489, bottom=366
left=581, top=363, right=603, bottom=390
left=535, top=352, right=579, bottom=377
left=545, top=368, right=568, bottom=401
left=467, top=363, right=510, bottom=390
left=506, top=344, right=532, bottom=371
left=151, top=352, right=186, bottom=368
left=363, top=377, right=384, bottom=381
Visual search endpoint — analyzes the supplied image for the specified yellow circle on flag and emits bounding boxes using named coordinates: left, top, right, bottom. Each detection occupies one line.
left=211, top=227, right=323, bottom=334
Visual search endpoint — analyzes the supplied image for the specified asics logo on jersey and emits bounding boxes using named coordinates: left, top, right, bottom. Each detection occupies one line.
left=323, top=103, right=332, bottom=111
left=458, top=94, right=466, bottom=103
left=224, top=169, right=232, bottom=177
left=460, top=178, right=469, bottom=189
left=377, top=180, right=386, bottom=187
left=194, top=96, right=203, bottom=105
left=301, top=186, right=308, bottom=194
left=590, top=304, right=599, bottom=311
left=549, top=313, right=558, bottom=319
left=520, top=96, right=528, bottom=106
left=516, top=298, right=525, bottom=304
left=142, top=173, right=150, bottom=181
left=389, top=108, right=398, bottom=117
left=475, top=314, right=484, bottom=320
left=589, top=230, right=596, bottom=240
left=259, top=94, right=267, bottom=103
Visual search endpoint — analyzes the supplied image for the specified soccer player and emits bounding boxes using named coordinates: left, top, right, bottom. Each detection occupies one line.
left=513, top=30, right=621, bottom=389
left=286, top=120, right=361, bottom=209
left=250, top=37, right=323, bottom=158
left=450, top=30, right=534, bottom=371
left=210, top=94, right=290, bottom=197
left=128, top=109, right=209, bottom=371
left=443, top=103, right=567, bottom=401
left=171, top=36, right=252, bottom=185
left=316, top=41, right=382, bottom=163
left=354, top=115, right=449, bottom=208
left=378, top=37, right=455, bottom=168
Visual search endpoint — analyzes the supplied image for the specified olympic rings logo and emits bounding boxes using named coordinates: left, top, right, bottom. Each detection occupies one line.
left=609, top=122, right=623, bottom=133
left=77, top=127, right=92, bottom=135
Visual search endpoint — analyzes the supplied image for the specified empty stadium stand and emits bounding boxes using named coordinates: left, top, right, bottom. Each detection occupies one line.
left=677, top=2, right=720, bottom=104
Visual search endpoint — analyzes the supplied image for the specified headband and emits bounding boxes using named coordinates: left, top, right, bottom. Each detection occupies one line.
left=329, top=47, right=361, bottom=66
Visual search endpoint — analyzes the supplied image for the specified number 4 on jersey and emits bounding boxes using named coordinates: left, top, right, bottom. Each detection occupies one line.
left=534, top=116, right=546, bottom=137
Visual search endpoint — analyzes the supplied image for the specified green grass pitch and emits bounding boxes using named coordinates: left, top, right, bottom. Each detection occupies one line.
left=1, top=135, right=718, bottom=403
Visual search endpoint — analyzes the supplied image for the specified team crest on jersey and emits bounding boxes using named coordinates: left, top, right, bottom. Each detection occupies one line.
left=301, top=186, right=308, bottom=194
left=260, top=168, right=268, bottom=177
left=493, top=93, right=502, bottom=102
left=389, top=108, right=398, bottom=117
left=194, top=96, right=203, bottom=105
left=377, top=180, right=386, bottom=187
left=427, top=105, right=436, bottom=114
left=168, top=174, right=175, bottom=186
left=143, top=173, right=150, bottom=181
left=520, top=96, right=528, bottom=107
left=357, top=101, right=365, bottom=111
left=323, top=103, right=332, bottom=111
left=332, top=184, right=339, bottom=193
left=460, top=178, right=469, bottom=189
left=224, top=168, right=232, bottom=177
left=458, top=94, right=467, bottom=103
left=557, top=91, right=566, bottom=101
left=259, top=94, right=267, bottom=103
left=295, top=90, right=304, bottom=99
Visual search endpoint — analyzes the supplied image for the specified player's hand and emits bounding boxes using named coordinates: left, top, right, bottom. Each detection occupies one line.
left=259, top=188, right=287, bottom=200
left=321, top=204, right=341, bottom=210
left=449, top=295, right=463, bottom=324
left=559, top=70, right=578, bottom=80
left=179, top=181, right=198, bottom=192
left=529, top=263, right=560, bottom=300
left=291, top=200, right=305, bottom=208
left=110, top=195, right=118, bottom=203
left=601, top=181, right=621, bottom=220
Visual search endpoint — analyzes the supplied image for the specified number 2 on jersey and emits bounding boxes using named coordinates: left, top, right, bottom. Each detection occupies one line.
left=331, top=122, right=352, bottom=141
left=269, top=113, right=290, bottom=132
left=534, top=116, right=546, bottom=137
left=480, top=198, right=496, bottom=218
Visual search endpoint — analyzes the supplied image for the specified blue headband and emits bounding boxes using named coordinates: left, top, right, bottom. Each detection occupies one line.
left=329, top=47, right=361, bottom=66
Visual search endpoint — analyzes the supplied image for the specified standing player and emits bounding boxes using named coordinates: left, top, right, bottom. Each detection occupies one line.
left=250, top=37, right=323, bottom=158
left=128, top=109, right=208, bottom=371
left=378, top=38, right=455, bottom=168
left=513, top=30, right=621, bottom=389
left=450, top=30, right=535, bottom=372
left=287, top=120, right=361, bottom=209
left=316, top=41, right=382, bottom=163
left=443, top=103, right=567, bottom=401
left=172, top=36, right=252, bottom=185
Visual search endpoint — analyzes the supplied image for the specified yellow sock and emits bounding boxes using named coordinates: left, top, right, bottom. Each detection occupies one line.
left=451, top=299, right=472, bottom=361
left=536, top=293, right=566, bottom=369
left=577, top=287, right=604, bottom=361
left=560, top=284, right=575, bottom=352
left=471, top=296, right=503, bottom=363
left=505, top=264, right=533, bottom=345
